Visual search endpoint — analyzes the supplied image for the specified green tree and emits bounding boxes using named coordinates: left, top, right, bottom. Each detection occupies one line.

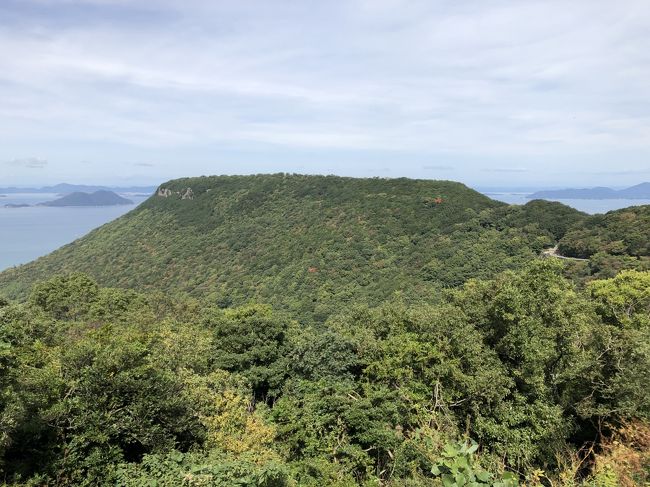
left=29, top=273, right=99, bottom=320
left=206, top=305, right=291, bottom=401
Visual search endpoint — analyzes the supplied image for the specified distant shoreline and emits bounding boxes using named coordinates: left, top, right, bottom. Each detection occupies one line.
left=0, top=183, right=156, bottom=195
left=39, top=190, right=134, bottom=207
left=527, top=182, right=650, bottom=200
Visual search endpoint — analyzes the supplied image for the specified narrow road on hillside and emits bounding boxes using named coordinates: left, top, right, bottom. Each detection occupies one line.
left=542, top=245, right=589, bottom=261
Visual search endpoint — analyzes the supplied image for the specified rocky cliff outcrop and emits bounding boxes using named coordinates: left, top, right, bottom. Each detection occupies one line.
left=157, top=187, right=194, bottom=200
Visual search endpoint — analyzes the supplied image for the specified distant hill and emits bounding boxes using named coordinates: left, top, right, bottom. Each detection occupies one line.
left=3, top=203, right=31, bottom=208
left=618, top=182, right=650, bottom=198
left=558, top=205, right=650, bottom=258
left=0, top=183, right=157, bottom=194
left=0, top=174, right=590, bottom=318
left=39, top=190, right=133, bottom=207
left=528, top=182, right=650, bottom=199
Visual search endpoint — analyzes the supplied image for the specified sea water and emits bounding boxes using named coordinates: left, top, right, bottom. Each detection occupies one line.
left=1, top=191, right=649, bottom=272
left=484, top=192, right=650, bottom=214
left=0, top=193, right=149, bottom=272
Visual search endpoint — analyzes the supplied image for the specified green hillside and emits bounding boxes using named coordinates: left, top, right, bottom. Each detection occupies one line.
left=1, top=263, right=648, bottom=486
left=1, top=174, right=649, bottom=486
left=558, top=205, right=650, bottom=278
left=0, top=174, right=579, bottom=320
left=559, top=205, right=650, bottom=258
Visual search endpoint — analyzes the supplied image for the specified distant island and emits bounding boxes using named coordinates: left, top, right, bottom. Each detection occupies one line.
left=38, top=190, right=134, bottom=207
left=528, top=182, right=650, bottom=200
left=4, top=203, right=30, bottom=208
left=0, top=183, right=156, bottom=194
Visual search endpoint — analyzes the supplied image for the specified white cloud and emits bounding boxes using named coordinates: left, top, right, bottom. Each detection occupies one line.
left=6, top=157, right=48, bottom=169
left=0, top=0, right=649, bottom=185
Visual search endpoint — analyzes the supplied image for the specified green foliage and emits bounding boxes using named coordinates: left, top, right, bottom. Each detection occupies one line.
left=0, top=175, right=586, bottom=320
left=1, top=265, right=649, bottom=485
left=431, top=440, right=518, bottom=486
left=0, top=175, right=648, bottom=485
left=451, top=261, right=606, bottom=465
left=582, top=271, right=650, bottom=419
left=286, top=327, right=361, bottom=382
left=205, top=305, right=291, bottom=400
left=4, top=328, right=200, bottom=484
left=29, top=272, right=99, bottom=320
left=586, top=251, right=650, bottom=279
left=588, top=270, right=650, bottom=327
left=494, top=199, right=587, bottom=240
left=114, top=450, right=289, bottom=487
left=559, top=205, right=650, bottom=260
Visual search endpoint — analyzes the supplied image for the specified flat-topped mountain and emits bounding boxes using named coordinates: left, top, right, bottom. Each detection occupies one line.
left=0, top=174, right=592, bottom=319
left=1, top=175, right=649, bottom=486
left=529, top=182, right=650, bottom=200
left=39, top=190, right=133, bottom=207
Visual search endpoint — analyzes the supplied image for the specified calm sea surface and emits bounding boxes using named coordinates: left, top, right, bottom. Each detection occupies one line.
left=1, top=191, right=649, bottom=273
left=0, top=193, right=148, bottom=272
left=485, top=193, right=650, bottom=214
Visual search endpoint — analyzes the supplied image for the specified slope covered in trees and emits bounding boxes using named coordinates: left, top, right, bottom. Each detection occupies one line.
left=0, top=175, right=648, bottom=485
left=0, top=264, right=647, bottom=486
left=559, top=205, right=650, bottom=258
left=558, top=205, right=650, bottom=279
left=0, top=174, right=586, bottom=320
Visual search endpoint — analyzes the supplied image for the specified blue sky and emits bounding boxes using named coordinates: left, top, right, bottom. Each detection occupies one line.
left=1, top=0, right=649, bottom=188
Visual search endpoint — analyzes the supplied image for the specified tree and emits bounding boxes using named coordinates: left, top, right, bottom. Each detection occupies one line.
left=205, top=305, right=291, bottom=401
left=29, top=273, right=99, bottom=320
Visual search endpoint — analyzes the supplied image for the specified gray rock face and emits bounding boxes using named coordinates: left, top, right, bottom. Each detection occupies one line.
left=157, top=187, right=194, bottom=200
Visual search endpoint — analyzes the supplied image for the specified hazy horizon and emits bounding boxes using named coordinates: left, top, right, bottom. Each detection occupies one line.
left=2, top=174, right=650, bottom=193
left=1, top=176, right=649, bottom=193
left=2, top=0, right=650, bottom=187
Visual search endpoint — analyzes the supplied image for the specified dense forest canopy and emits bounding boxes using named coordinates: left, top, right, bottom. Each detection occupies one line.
left=0, top=175, right=648, bottom=486
left=3, top=174, right=645, bottom=321
left=559, top=205, right=650, bottom=259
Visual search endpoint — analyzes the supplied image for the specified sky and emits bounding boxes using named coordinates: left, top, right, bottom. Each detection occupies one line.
left=1, top=0, right=650, bottom=188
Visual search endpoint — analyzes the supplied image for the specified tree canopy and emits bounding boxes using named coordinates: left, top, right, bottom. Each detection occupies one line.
left=0, top=175, right=648, bottom=485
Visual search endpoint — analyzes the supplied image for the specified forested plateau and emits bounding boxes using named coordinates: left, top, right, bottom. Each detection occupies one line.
left=0, top=174, right=648, bottom=486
